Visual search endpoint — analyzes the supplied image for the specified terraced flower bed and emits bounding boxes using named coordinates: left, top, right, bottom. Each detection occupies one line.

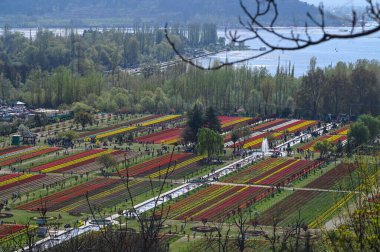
left=0, top=224, right=29, bottom=243
left=79, top=114, right=160, bottom=138
left=224, top=119, right=288, bottom=142
left=139, top=114, right=183, bottom=127
left=115, top=153, right=205, bottom=179
left=300, top=126, right=349, bottom=151
left=30, top=149, right=127, bottom=173
left=166, top=185, right=272, bottom=221
left=272, top=120, right=318, bottom=134
left=0, top=173, right=67, bottom=201
left=0, top=146, right=60, bottom=167
left=229, top=132, right=283, bottom=149
left=16, top=178, right=163, bottom=214
left=257, top=163, right=357, bottom=226
left=222, top=158, right=321, bottom=186
left=164, top=158, right=321, bottom=221
left=0, top=146, right=30, bottom=157
left=135, top=128, right=183, bottom=145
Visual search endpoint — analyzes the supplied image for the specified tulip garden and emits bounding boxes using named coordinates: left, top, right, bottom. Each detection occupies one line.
left=0, top=113, right=365, bottom=248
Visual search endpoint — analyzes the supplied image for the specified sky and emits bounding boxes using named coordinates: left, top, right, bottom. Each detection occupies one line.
left=301, top=0, right=369, bottom=7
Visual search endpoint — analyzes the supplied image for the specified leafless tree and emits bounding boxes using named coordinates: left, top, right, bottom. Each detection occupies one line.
left=165, top=0, right=380, bottom=70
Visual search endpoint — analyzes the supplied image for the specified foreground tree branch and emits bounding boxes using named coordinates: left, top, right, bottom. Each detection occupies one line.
left=165, top=0, right=380, bottom=70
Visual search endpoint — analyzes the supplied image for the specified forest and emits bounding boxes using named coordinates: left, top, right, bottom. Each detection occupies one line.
left=0, top=28, right=379, bottom=119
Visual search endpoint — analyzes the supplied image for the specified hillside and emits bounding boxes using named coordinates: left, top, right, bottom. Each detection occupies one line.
left=0, top=0, right=341, bottom=27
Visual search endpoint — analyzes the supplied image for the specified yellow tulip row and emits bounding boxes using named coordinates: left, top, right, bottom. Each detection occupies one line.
left=308, top=192, right=354, bottom=228
left=285, top=120, right=317, bottom=133
left=149, top=155, right=205, bottom=178
left=42, top=149, right=115, bottom=173
left=140, top=115, right=181, bottom=127
left=0, top=174, right=35, bottom=187
left=95, top=126, right=137, bottom=140
left=222, top=117, right=251, bottom=128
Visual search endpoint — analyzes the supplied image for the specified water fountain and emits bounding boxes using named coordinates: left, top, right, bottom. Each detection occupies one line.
left=261, top=138, right=270, bottom=155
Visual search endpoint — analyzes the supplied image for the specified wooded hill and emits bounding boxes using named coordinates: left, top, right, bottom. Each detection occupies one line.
left=0, top=0, right=341, bottom=27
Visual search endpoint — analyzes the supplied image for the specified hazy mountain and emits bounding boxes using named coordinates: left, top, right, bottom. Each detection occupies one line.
left=0, top=0, right=342, bottom=27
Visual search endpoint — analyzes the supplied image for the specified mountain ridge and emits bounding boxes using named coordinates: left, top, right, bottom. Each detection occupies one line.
left=0, top=0, right=342, bottom=27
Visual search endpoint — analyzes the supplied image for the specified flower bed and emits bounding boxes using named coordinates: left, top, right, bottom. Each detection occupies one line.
left=79, top=114, right=160, bottom=138
left=223, top=158, right=320, bottom=187
left=218, top=116, right=257, bottom=132
left=30, top=149, right=124, bottom=173
left=135, top=128, right=183, bottom=145
left=140, top=115, right=183, bottom=127
left=300, top=126, right=349, bottom=151
left=0, top=174, right=68, bottom=201
left=115, top=153, right=204, bottom=179
left=0, top=146, right=30, bottom=157
left=257, top=163, right=357, bottom=226
left=0, top=224, right=29, bottom=243
left=0, top=146, right=60, bottom=167
left=273, top=120, right=318, bottom=133
left=16, top=178, right=164, bottom=214
left=165, top=158, right=321, bottom=221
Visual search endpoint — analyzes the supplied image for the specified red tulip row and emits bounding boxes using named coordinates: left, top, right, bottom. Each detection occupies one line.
left=135, top=128, right=183, bottom=144
left=0, top=173, right=20, bottom=183
left=0, top=146, right=30, bottom=156
left=0, top=147, right=61, bottom=166
left=115, top=153, right=192, bottom=177
left=0, top=224, right=27, bottom=240
left=0, top=174, right=46, bottom=191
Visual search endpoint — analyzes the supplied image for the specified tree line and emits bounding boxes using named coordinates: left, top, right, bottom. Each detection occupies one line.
left=0, top=27, right=379, bottom=118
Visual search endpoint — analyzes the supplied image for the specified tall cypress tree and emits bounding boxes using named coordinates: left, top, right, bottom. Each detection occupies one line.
left=204, top=106, right=221, bottom=133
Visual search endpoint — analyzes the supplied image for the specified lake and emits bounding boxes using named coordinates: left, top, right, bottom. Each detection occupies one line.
left=205, top=27, right=380, bottom=76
